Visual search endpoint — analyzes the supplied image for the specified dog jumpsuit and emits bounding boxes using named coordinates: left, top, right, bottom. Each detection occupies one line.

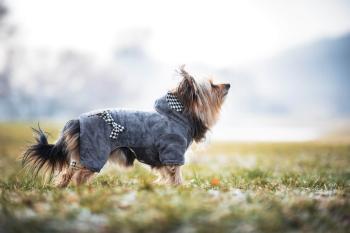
left=79, top=92, right=194, bottom=172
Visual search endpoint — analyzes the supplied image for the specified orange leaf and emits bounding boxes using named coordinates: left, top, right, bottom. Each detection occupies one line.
left=211, top=178, right=220, bottom=186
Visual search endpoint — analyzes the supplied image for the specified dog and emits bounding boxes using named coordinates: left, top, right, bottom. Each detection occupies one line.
left=22, top=66, right=230, bottom=187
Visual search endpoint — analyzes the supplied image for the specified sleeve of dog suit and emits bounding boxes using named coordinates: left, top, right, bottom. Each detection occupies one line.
left=157, top=134, right=187, bottom=165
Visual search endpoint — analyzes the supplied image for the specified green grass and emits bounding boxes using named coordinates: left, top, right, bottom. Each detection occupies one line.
left=0, top=123, right=349, bottom=233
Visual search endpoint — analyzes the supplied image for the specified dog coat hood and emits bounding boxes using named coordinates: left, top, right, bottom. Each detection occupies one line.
left=79, top=92, right=194, bottom=172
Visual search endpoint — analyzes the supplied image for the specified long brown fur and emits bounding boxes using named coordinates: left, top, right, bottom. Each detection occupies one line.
left=173, top=65, right=229, bottom=142
left=22, top=66, right=229, bottom=187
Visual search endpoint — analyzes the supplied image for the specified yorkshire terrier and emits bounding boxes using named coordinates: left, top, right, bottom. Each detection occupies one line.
left=22, top=66, right=230, bottom=186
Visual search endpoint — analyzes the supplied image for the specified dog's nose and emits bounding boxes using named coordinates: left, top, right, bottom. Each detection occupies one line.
left=225, top=84, right=231, bottom=90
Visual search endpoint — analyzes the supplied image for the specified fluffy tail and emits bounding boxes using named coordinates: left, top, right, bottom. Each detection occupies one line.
left=22, top=120, right=79, bottom=177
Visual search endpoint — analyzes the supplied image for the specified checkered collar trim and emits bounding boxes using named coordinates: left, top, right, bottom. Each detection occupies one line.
left=166, top=92, right=184, bottom=112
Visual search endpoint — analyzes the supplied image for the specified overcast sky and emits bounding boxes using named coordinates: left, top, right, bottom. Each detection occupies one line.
left=8, top=0, right=350, bottom=67
left=3, top=0, right=350, bottom=141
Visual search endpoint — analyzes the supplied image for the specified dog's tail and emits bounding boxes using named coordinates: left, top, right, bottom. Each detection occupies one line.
left=22, top=120, right=80, bottom=177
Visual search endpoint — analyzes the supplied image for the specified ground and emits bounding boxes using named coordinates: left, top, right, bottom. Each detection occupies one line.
left=0, top=123, right=349, bottom=233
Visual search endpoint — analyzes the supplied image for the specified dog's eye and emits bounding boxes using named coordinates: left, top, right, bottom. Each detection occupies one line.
left=211, top=83, right=218, bottom=88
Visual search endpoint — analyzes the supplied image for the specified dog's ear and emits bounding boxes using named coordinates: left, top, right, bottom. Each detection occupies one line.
left=176, top=65, right=198, bottom=105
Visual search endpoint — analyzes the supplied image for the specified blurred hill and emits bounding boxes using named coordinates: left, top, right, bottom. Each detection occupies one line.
left=218, top=33, right=350, bottom=125
left=253, top=33, right=350, bottom=118
left=209, top=33, right=350, bottom=140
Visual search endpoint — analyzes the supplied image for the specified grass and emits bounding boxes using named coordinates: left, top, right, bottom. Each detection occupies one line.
left=0, top=123, right=349, bottom=233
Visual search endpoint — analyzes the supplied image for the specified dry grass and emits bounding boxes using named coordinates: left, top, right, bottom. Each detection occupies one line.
left=0, top=123, right=349, bottom=233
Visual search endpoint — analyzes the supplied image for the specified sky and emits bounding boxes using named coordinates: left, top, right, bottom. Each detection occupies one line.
left=2, top=0, right=350, bottom=141
left=8, top=0, right=350, bottom=67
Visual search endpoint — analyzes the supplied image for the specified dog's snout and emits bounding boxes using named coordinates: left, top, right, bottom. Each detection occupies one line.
left=225, top=84, right=231, bottom=90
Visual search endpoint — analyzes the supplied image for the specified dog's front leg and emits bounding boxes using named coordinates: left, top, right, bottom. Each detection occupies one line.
left=153, top=165, right=183, bottom=185
left=165, top=165, right=183, bottom=185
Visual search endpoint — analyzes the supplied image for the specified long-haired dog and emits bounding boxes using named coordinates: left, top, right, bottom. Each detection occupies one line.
left=22, top=66, right=230, bottom=187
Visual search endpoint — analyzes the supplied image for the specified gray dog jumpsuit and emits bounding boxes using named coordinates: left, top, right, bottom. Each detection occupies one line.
left=79, top=92, right=194, bottom=172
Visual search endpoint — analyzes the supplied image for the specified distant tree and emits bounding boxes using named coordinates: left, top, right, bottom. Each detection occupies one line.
left=0, top=1, right=10, bottom=97
left=0, top=0, right=7, bottom=21
left=0, top=1, right=18, bottom=119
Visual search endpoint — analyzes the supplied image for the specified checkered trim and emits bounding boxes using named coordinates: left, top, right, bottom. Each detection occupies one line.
left=96, top=110, right=125, bottom=139
left=166, top=92, right=184, bottom=112
left=69, top=161, right=84, bottom=170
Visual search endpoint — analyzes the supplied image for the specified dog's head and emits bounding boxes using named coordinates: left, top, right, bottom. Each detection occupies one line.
left=173, top=65, right=230, bottom=142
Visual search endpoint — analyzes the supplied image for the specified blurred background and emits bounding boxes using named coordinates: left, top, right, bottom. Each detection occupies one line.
left=0, top=0, right=350, bottom=142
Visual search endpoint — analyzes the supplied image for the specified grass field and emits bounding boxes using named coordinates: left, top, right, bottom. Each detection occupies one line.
left=0, top=123, right=349, bottom=233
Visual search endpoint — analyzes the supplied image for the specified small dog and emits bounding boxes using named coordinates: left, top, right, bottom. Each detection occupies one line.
left=22, top=66, right=230, bottom=186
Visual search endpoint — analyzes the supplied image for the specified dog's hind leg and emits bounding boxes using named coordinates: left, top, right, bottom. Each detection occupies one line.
left=54, top=154, right=80, bottom=188
left=72, top=168, right=95, bottom=185
left=64, top=146, right=95, bottom=186
left=56, top=166, right=95, bottom=187
left=54, top=121, right=82, bottom=188
left=60, top=125, right=95, bottom=186
left=55, top=167, right=75, bottom=188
